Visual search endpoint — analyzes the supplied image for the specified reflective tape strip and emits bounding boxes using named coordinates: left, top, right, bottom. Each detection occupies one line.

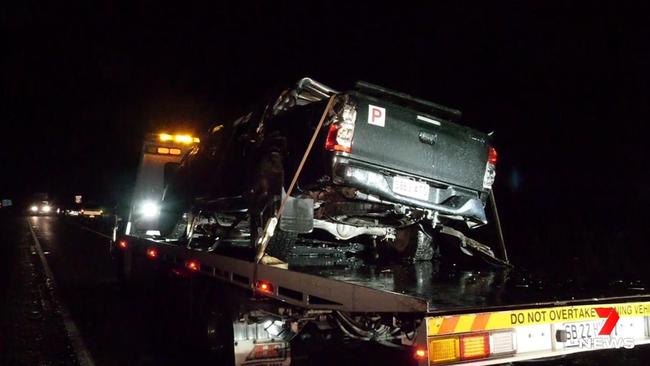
left=471, top=313, right=491, bottom=332
left=454, top=314, right=476, bottom=333
left=427, top=301, right=650, bottom=336
left=438, top=316, right=461, bottom=334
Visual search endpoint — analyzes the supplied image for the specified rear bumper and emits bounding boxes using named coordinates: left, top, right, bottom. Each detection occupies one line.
left=331, top=155, right=487, bottom=225
left=417, top=299, right=650, bottom=365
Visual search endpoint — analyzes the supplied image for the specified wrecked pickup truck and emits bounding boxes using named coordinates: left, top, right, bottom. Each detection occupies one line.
left=160, top=78, right=499, bottom=262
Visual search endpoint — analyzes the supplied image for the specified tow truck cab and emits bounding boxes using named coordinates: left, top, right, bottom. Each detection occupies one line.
left=125, top=133, right=199, bottom=238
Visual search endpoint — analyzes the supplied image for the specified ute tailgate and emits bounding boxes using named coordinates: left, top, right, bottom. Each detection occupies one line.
left=350, top=93, right=489, bottom=192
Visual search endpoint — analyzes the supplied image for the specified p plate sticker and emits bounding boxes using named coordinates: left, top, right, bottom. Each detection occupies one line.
left=368, top=105, right=386, bottom=127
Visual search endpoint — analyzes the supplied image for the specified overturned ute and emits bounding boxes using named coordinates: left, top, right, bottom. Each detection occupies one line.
left=160, top=78, right=498, bottom=262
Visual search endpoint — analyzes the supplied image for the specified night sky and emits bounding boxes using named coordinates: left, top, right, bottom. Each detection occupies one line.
left=3, top=2, right=650, bottom=269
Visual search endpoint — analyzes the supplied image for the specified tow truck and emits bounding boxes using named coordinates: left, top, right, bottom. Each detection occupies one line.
left=111, top=132, right=650, bottom=365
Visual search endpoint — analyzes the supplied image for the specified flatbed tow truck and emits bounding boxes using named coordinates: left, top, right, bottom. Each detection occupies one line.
left=111, top=134, right=650, bottom=365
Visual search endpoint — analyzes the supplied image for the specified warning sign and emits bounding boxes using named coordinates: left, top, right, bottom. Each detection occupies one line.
left=427, top=301, right=650, bottom=336
left=505, top=303, right=650, bottom=327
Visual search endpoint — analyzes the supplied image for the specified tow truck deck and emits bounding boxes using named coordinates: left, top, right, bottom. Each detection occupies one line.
left=116, top=233, right=650, bottom=365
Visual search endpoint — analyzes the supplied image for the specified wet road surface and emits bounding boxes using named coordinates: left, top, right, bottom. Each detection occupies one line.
left=2, top=214, right=650, bottom=365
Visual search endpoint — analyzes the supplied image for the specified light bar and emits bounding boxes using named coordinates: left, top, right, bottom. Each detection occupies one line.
left=158, top=133, right=200, bottom=144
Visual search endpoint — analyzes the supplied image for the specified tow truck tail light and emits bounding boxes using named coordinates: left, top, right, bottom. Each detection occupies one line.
left=460, top=333, right=490, bottom=360
left=429, top=337, right=460, bottom=363
left=427, top=329, right=515, bottom=364
left=325, top=102, right=356, bottom=153
left=256, top=280, right=274, bottom=293
left=146, top=247, right=158, bottom=259
left=118, top=240, right=128, bottom=249
left=186, top=259, right=200, bottom=272
left=490, top=330, right=516, bottom=355
left=414, top=347, right=427, bottom=360
left=483, top=146, right=498, bottom=189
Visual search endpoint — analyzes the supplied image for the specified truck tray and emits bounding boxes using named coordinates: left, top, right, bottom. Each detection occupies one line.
left=125, top=236, right=650, bottom=315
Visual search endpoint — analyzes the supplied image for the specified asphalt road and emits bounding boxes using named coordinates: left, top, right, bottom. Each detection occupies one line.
left=2, top=214, right=650, bottom=365
left=20, top=215, right=187, bottom=366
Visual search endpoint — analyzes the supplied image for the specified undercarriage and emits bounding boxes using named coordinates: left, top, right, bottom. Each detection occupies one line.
left=164, top=183, right=508, bottom=267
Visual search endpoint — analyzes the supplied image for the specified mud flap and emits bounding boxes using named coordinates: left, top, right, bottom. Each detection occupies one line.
left=279, top=196, right=314, bottom=234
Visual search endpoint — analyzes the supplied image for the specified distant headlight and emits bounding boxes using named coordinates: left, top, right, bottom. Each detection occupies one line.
left=41, top=205, right=51, bottom=213
left=30, top=205, right=38, bottom=212
left=140, top=201, right=160, bottom=218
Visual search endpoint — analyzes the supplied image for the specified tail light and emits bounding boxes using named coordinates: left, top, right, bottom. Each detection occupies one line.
left=427, top=329, right=515, bottom=364
left=256, top=280, right=274, bottom=293
left=459, top=333, right=490, bottom=360
left=414, top=348, right=427, bottom=360
left=483, top=146, right=497, bottom=189
left=429, top=337, right=460, bottom=363
left=117, top=240, right=128, bottom=249
left=186, top=259, right=200, bottom=272
left=325, top=102, right=356, bottom=153
left=146, top=247, right=158, bottom=259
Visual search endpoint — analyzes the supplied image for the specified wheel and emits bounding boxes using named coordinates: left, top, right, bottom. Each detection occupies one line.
left=192, top=283, right=236, bottom=364
left=248, top=152, right=297, bottom=262
left=391, top=224, right=438, bottom=261
left=266, top=228, right=297, bottom=261
left=250, top=200, right=298, bottom=262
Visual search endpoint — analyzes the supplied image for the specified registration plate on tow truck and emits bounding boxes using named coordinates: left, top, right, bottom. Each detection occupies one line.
left=561, top=317, right=646, bottom=348
left=561, top=320, right=606, bottom=347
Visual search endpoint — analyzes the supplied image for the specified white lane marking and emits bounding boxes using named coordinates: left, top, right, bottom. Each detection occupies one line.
left=77, top=224, right=111, bottom=239
left=28, top=219, right=97, bottom=366
left=416, top=115, right=442, bottom=126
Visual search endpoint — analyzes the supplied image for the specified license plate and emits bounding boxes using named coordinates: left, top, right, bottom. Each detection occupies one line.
left=561, top=317, right=645, bottom=348
left=562, top=320, right=604, bottom=347
left=392, top=176, right=430, bottom=200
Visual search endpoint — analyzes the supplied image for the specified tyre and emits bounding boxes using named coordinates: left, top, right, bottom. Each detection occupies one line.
left=250, top=205, right=297, bottom=262
left=248, top=152, right=297, bottom=262
left=193, top=284, right=235, bottom=364
left=265, top=228, right=297, bottom=261
left=391, top=224, right=438, bottom=261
